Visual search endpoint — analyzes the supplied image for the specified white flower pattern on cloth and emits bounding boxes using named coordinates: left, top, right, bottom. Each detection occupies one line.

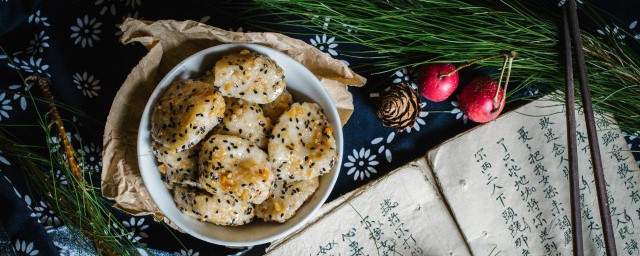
left=70, top=15, right=102, bottom=48
left=28, top=10, right=50, bottom=27
left=450, top=97, right=468, bottom=124
left=78, top=143, right=102, bottom=172
left=176, top=249, right=200, bottom=256
left=392, top=68, right=418, bottom=89
left=310, top=34, right=338, bottom=56
left=404, top=102, right=429, bottom=133
left=7, top=56, right=50, bottom=77
left=309, top=12, right=356, bottom=33
left=48, top=136, right=62, bottom=152
left=122, top=0, right=142, bottom=9
left=4, top=175, right=21, bottom=199
left=370, top=132, right=395, bottom=163
left=26, top=31, right=50, bottom=55
left=14, top=239, right=39, bottom=256
left=0, top=92, right=13, bottom=121
left=52, top=169, right=68, bottom=185
left=53, top=241, right=70, bottom=255
left=629, top=20, right=640, bottom=40
left=120, top=217, right=149, bottom=245
left=48, top=132, right=74, bottom=153
left=597, top=24, right=627, bottom=43
left=33, top=200, right=62, bottom=228
left=228, top=27, right=250, bottom=33
left=72, top=71, right=101, bottom=98
left=0, top=149, right=10, bottom=165
left=557, top=0, right=583, bottom=7
left=8, top=82, right=34, bottom=111
left=95, top=0, right=118, bottom=16
left=345, top=148, right=379, bottom=181
left=23, top=195, right=38, bottom=219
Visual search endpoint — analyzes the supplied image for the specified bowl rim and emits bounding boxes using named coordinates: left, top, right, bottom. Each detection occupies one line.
left=137, top=43, right=343, bottom=246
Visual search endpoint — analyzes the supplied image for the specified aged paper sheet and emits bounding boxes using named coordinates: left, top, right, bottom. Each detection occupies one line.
left=266, top=158, right=471, bottom=255
left=428, top=98, right=640, bottom=256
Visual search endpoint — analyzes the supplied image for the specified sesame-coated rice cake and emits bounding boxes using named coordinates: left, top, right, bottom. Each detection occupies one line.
left=151, top=79, right=225, bottom=152
left=214, top=97, right=273, bottom=149
left=153, top=142, right=201, bottom=189
left=256, top=178, right=319, bottom=223
left=173, top=186, right=254, bottom=226
left=260, top=89, right=293, bottom=121
left=268, top=102, right=337, bottom=181
left=213, top=50, right=285, bottom=104
left=198, top=135, right=274, bottom=204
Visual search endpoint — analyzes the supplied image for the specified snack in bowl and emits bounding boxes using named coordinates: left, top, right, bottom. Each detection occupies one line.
left=197, top=134, right=274, bottom=205
left=138, top=43, right=344, bottom=246
left=150, top=79, right=225, bottom=151
left=152, top=141, right=201, bottom=189
left=268, top=102, right=337, bottom=181
left=213, top=97, right=273, bottom=149
left=256, top=178, right=320, bottom=223
left=174, top=186, right=255, bottom=226
left=260, top=89, right=293, bottom=121
left=213, top=49, right=286, bottom=104
left=145, top=49, right=338, bottom=230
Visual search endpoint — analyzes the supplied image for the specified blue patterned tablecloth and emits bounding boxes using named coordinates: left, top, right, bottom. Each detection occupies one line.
left=1, top=0, right=639, bottom=255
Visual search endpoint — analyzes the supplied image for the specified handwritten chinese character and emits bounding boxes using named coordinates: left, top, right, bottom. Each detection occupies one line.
left=316, top=241, right=338, bottom=255
left=550, top=199, right=563, bottom=216
left=528, top=151, right=544, bottom=164
left=342, top=228, right=356, bottom=242
left=544, top=185, right=558, bottom=199
left=544, top=128, right=559, bottom=143
left=347, top=240, right=365, bottom=256
left=515, top=175, right=530, bottom=192
left=497, top=138, right=507, bottom=152
left=387, top=212, right=400, bottom=227
left=617, top=163, right=632, bottom=179
left=518, top=127, right=533, bottom=143
left=520, top=186, right=536, bottom=201
left=526, top=198, right=540, bottom=213
left=533, top=212, right=547, bottom=229
left=394, top=223, right=408, bottom=238
left=539, top=117, right=554, bottom=130
left=624, top=239, right=639, bottom=255
left=475, top=148, right=486, bottom=162
left=601, top=131, right=620, bottom=147
left=630, top=190, right=640, bottom=204
left=609, top=144, right=629, bottom=162
left=625, top=176, right=637, bottom=190
left=402, top=234, right=416, bottom=250
left=502, top=207, right=517, bottom=224
left=539, top=227, right=553, bottom=242
left=533, top=162, right=547, bottom=176
left=380, top=199, right=398, bottom=217
left=508, top=164, right=522, bottom=178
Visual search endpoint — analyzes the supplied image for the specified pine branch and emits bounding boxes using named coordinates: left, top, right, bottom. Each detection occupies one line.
left=250, top=0, right=640, bottom=132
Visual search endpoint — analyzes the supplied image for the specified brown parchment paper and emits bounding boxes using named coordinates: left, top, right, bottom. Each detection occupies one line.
left=101, top=18, right=366, bottom=222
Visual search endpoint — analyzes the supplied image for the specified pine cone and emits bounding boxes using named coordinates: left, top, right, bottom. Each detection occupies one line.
left=376, top=83, right=421, bottom=132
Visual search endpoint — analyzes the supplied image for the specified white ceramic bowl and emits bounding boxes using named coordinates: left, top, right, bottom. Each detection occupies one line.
left=137, top=43, right=343, bottom=247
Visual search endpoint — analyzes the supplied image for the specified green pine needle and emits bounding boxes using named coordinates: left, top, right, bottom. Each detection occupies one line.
left=249, top=0, right=640, bottom=132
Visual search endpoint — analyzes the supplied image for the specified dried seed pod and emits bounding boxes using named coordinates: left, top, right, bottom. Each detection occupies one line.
left=376, top=83, right=421, bottom=132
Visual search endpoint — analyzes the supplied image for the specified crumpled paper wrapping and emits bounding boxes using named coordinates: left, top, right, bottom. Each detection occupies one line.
left=101, top=18, right=366, bottom=224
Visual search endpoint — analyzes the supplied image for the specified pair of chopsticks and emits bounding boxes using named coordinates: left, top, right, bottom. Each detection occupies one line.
left=562, top=1, right=617, bottom=255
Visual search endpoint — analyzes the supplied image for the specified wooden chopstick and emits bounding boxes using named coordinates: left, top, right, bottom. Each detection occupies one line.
left=565, top=0, right=617, bottom=255
left=562, top=7, right=584, bottom=256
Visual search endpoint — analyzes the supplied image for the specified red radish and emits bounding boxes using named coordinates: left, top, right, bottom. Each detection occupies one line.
left=459, top=77, right=505, bottom=123
left=416, top=63, right=459, bottom=102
